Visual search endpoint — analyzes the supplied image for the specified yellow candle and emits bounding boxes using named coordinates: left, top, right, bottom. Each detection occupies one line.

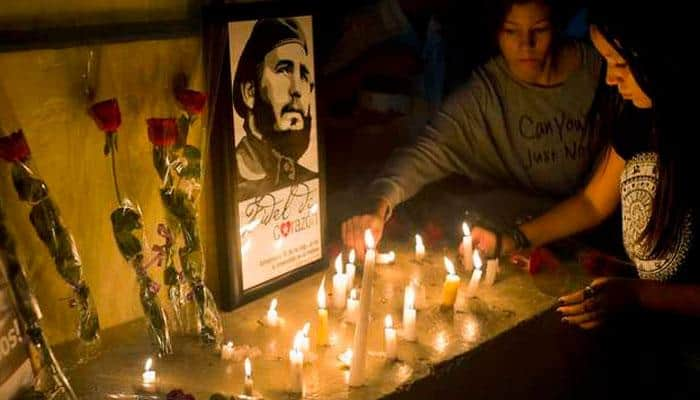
left=317, top=277, right=329, bottom=346
left=244, top=357, right=254, bottom=396
left=441, top=257, right=461, bottom=307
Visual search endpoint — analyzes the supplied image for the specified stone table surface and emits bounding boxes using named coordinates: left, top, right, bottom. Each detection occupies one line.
left=55, top=238, right=592, bottom=400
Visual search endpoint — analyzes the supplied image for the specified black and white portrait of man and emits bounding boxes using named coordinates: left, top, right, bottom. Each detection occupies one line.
left=229, top=17, right=318, bottom=201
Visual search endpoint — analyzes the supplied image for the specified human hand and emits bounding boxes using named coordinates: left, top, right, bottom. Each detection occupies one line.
left=341, top=211, right=386, bottom=261
left=557, top=277, right=640, bottom=330
left=471, top=226, right=515, bottom=258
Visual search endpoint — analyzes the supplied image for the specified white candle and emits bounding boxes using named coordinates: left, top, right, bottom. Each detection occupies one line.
left=377, top=251, right=396, bottom=264
left=346, top=249, right=357, bottom=290
left=441, top=257, right=461, bottom=307
left=349, top=229, right=376, bottom=387
left=266, top=298, right=279, bottom=327
left=141, top=358, right=156, bottom=392
left=346, top=288, right=360, bottom=324
left=415, top=234, right=425, bottom=261
left=317, top=277, right=329, bottom=346
left=244, top=357, right=254, bottom=396
left=411, top=278, right=427, bottom=310
left=339, top=348, right=353, bottom=368
left=289, top=332, right=304, bottom=393
left=333, top=254, right=348, bottom=309
left=221, top=341, right=235, bottom=360
left=485, top=258, right=499, bottom=286
left=384, top=315, right=397, bottom=360
left=465, top=250, right=483, bottom=298
left=301, top=322, right=311, bottom=355
left=461, top=222, right=473, bottom=271
left=402, top=286, right=417, bottom=341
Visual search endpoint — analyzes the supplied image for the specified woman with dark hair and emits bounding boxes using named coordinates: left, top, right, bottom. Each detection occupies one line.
left=474, top=1, right=699, bottom=395
left=342, top=0, right=606, bottom=256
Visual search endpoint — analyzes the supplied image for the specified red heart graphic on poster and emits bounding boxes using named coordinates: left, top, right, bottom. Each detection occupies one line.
left=280, top=221, right=292, bottom=237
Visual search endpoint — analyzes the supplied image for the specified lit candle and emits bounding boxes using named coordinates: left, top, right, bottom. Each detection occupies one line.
left=349, top=229, right=376, bottom=387
left=377, top=251, right=396, bottom=264
left=346, top=288, right=360, bottom=324
left=221, top=341, right=235, bottom=360
left=415, top=234, right=425, bottom=261
left=384, top=315, right=397, bottom=360
left=244, top=357, right=254, bottom=396
left=289, top=332, right=304, bottom=393
left=266, top=298, right=279, bottom=327
left=411, top=278, right=427, bottom=310
left=465, top=250, right=483, bottom=298
left=461, top=222, right=473, bottom=271
left=317, top=277, right=329, bottom=346
left=402, top=286, right=417, bottom=341
left=333, top=254, right=348, bottom=309
left=141, top=358, right=156, bottom=393
left=346, top=249, right=357, bottom=290
left=441, top=257, right=461, bottom=307
left=484, top=258, right=499, bottom=286
left=301, top=322, right=311, bottom=355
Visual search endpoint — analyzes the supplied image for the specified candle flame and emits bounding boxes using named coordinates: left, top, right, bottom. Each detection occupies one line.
left=443, top=256, right=456, bottom=275
left=472, top=250, right=482, bottom=270
left=226, top=341, right=234, bottom=348
left=317, top=277, right=326, bottom=309
left=350, top=288, right=358, bottom=300
left=302, top=322, right=311, bottom=336
left=378, top=251, right=396, bottom=264
left=335, top=253, right=343, bottom=274
left=349, top=249, right=356, bottom=264
left=462, top=222, right=471, bottom=237
left=405, top=285, right=415, bottom=309
left=309, top=203, right=319, bottom=215
left=269, top=298, right=278, bottom=312
left=274, top=238, right=284, bottom=250
left=415, top=234, right=424, bottom=248
left=144, top=358, right=153, bottom=371
left=385, top=314, right=393, bottom=328
left=364, top=229, right=375, bottom=249
left=293, top=331, right=304, bottom=351
left=244, top=357, right=252, bottom=377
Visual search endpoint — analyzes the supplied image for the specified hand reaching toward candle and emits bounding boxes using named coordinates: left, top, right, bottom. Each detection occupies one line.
left=471, top=226, right=515, bottom=258
left=557, top=277, right=641, bottom=330
left=341, top=199, right=390, bottom=259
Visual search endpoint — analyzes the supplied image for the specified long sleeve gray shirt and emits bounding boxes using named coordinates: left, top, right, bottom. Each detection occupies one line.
left=368, top=41, right=603, bottom=212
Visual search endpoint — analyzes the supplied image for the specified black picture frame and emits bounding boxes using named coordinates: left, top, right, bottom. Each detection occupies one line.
left=204, top=1, right=326, bottom=311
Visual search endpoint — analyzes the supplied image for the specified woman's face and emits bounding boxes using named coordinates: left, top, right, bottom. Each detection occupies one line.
left=498, top=2, right=553, bottom=83
left=590, top=25, right=652, bottom=109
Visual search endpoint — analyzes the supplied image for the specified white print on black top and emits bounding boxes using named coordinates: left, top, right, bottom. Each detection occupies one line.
left=621, top=152, right=693, bottom=281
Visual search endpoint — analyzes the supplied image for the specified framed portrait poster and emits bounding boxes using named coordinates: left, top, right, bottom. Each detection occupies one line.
left=205, top=2, right=326, bottom=310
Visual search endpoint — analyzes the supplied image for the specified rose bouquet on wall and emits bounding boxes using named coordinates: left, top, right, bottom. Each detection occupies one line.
left=0, top=130, right=100, bottom=344
left=146, top=85, right=222, bottom=345
left=89, top=99, right=172, bottom=355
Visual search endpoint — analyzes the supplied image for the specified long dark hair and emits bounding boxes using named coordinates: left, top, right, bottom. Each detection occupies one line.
left=589, top=2, right=690, bottom=257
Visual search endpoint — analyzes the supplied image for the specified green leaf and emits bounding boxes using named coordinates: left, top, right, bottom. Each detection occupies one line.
left=110, top=207, right=144, bottom=260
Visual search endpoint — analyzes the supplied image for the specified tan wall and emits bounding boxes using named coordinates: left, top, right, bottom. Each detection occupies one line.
left=0, top=35, right=221, bottom=345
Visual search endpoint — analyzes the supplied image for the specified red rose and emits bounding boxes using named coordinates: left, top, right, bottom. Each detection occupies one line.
left=528, top=247, right=561, bottom=275
left=89, top=99, right=121, bottom=133
left=0, top=130, right=31, bottom=162
left=147, top=118, right=178, bottom=147
left=175, top=89, right=207, bottom=115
